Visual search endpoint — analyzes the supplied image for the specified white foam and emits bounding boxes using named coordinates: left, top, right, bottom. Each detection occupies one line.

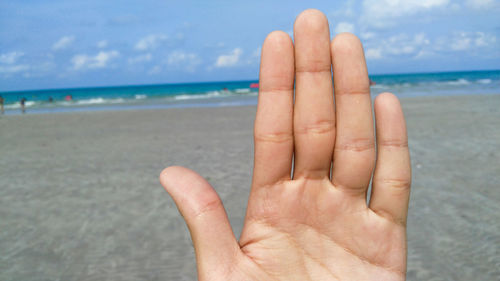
left=135, top=94, right=147, bottom=99
left=235, top=88, right=251, bottom=94
left=74, top=97, right=125, bottom=105
left=174, top=91, right=223, bottom=100
left=5, top=101, right=37, bottom=109
left=446, top=79, right=470, bottom=86
left=477, top=79, right=492, bottom=84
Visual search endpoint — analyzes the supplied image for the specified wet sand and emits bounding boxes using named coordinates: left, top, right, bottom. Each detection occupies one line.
left=1, top=94, right=499, bottom=280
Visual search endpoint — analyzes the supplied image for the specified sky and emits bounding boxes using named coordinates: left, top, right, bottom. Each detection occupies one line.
left=1, top=0, right=499, bottom=91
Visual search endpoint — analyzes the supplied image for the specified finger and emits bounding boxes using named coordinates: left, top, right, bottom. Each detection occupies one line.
left=369, top=93, right=411, bottom=225
left=253, top=31, right=294, bottom=188
left=331, top=33, right=375, bottom=195
left=293, top=9, right=335, bottom=179
left=159, top=166, right=240, bottom=277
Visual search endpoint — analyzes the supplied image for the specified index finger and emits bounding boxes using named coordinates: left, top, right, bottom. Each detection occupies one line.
left=252, top=31, right=295, bottom=188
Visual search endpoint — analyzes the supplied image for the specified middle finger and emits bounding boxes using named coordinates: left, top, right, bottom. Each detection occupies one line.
left=293, top=9, right=335, bottom=180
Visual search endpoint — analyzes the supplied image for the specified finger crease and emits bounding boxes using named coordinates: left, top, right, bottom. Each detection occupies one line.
left=378, top=139, right=408, bottom=148
left=378, top=178, right=411, bottom=191
left=191, top=198, right=223, bottom=220
left=371, top=209, right=407, bottom=228
left=255, top=132, right=294, bottom=144
left=295, top=120, right=335, bottom=135
left=333, top=89, right=370, bottom=96
left=335, top=138, right=375, bottom=152
left=259, top=88, right=293, bottom=94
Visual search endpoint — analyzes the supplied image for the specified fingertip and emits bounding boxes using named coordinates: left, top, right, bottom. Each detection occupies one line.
left=375, top=92, right=400, bottom=108
left=264, top=30, right=293, bottom=47
left=160, top=166, right=214, bottom=201
left=294, top=9, right=328, bottom=30
left=159, top=165, right=188, bottom=192
left=259, top=30, right=295, bottom=93
left=159, top=167, right=239, bottom=276
left=261, top=31, right=294, bottom=65
left=331, top=33, right=363, bottom=55
left=375, top=93, right=406, bottom=126
left=294, top=9, right=330, bottom=44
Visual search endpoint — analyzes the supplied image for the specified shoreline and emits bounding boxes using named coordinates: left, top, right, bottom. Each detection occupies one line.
left=2, top=91, right=500, bottom=116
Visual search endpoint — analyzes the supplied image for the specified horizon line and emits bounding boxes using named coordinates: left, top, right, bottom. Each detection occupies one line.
left=2, top=68, right=499, bottom=94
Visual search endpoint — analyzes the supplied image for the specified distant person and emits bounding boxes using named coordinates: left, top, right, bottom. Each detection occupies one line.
left=160, top=10, right=411, bottom=280
left=65, top=95, right=73, bottom=101
left=48, top=96, right=54, bottom=103
left=20, top=97, right=27, bottom=114
left=0, top=95, right=4, bottom=114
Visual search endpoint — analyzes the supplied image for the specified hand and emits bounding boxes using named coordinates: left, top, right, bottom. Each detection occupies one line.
left=160, top=9, right=411, bottom=281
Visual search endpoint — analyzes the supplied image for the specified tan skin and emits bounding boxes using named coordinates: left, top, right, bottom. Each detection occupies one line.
left=161, top=9, right=411, bottom=281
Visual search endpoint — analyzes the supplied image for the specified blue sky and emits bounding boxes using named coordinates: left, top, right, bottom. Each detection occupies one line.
left=1, top=0, right=499, bottom=91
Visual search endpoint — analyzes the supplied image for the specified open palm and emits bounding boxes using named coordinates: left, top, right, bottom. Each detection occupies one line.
left=161, top=9, right=411, bottom=281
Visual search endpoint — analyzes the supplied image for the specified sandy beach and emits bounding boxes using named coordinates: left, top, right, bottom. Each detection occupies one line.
left=1, top=94, right=499, bottom=281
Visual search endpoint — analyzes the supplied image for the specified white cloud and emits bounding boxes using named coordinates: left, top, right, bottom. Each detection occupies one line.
left=364, top=32, right=431, bottom=59
left=168, top=51, right=193, bottom=64
left=135, top=34, right=168, bottom=51
left=465, top=0, right=495, bottom=9
left=475, top=32, right=496, bottom=47
left=128, top=53, right=152, bottom=64
left=450, top=32, right=497, bottom=51
left=451, top=33, right=471, bottom=51
left=0, top=64, right=30, bottom=74
left=361, top=0, right=450, bottom=28
left=365, top=48, right=382, bottom=60
left=71, top=50, right=119, bottom=70
left=0, top=52, right=29, bottom=76
left=52, top=36, right=75, bottom=50
left=167, top=51, right=201, bottom=72
left=0, top=52, right=24, bottom=64
left=215, top=48, right=242, bottom=68
left=97, top=40, right=108, bottom=48
left=335, top=22, right=355, bottom=34
left=361, top=32, right=376, bottom=40
left=329, top=0, right=356, bottom=19
left=148, top=65, right=162, bottom=75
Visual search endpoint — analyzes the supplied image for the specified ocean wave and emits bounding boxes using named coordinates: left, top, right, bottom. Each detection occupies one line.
left=5, top=101, right=38, bottom=109
left=445, top=79, right=471, bottom=86
left=74, top=98, right=126, bottom=105
left=174, top=91, right=224, bottom=100
left=173, top=88, right=258, bottom=101
left=235, top=88, right=251, bottom=94
left=477, top=79, right=492, bottom=84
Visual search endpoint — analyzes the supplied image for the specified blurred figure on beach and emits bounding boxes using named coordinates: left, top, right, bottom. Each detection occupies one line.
left=20, top=97, right=26, bottom=114
left=0, top=95, right=4, bottom=115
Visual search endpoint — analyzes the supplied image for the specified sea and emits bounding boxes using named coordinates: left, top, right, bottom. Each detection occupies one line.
left=1, top=70, right=499, bottom=115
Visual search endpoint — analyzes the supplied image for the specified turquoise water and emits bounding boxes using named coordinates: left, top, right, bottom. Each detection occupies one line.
left=1, top=70, right=499, bottom=114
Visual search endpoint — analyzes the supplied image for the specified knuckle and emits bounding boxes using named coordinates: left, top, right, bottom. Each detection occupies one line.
left=381, top=178, right=412, bottom=191
left=378, top=139, right=408, bottom=148
left=335, top=137, right=375, bottom=152
left=294, top=119, right=335, bottom=135
left=191, top=196, right=223, bottom=220
left=254, top=131, right=293, bottom=144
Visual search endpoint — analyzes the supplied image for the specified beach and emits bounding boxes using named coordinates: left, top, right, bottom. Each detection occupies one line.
left=1, top=94, right=499, bottom=280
